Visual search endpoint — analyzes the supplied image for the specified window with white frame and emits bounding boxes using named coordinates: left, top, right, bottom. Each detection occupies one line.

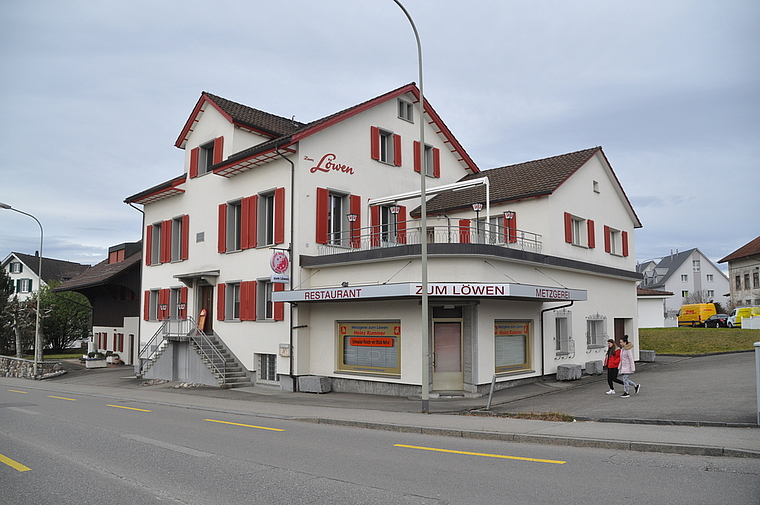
left=258, top=280, right=275, bottom=320
left=398, top=98, right=413, bottom=122
left=706, top=274, right=714, bottom=282
left=693, top=259, right=700, bottom=272
left=379, top=205, right=399, bottom=245
left=379, top=129, right=395, bottom=164
left=681, top=274, right=688, bottom=282
left=16, top=278, right=33, bottom=293
left=328, top=192, right=347, bottom=246
left=609, top=228, right=621, bottom=255
left=226, top=200, right=243, bottom=252
left=9, top=262, right=22, bottom=273
left=682, top=290, right=689, bottom=298
left=169, top=287, right=181, bottom=320
left=707, top=290, right=715, bottom=298
left=555, top=310, right=572, bottom=355
left=586, top=314, right=607, bottom=347
left=258, top=191, right=276, bottom=246
left=257, top=353, right=278, bottom=384
left=423, top=144, right=434, bottom=176
left=198, top=140, right=215, bottom=175
left=226, top=282, right=241, bottom=321
left=171, top=216, right=184, bottom=262
left=149, top=289, right=159, bottom=321
left=571, top=216, right=586, bottom=246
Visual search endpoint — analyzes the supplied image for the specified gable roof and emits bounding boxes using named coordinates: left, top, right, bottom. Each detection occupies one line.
left=415, top=147, right=641, bottom=227
left=53, top=246, right=141, bottom=293
left=209, top=83, right=479, bottom=178
left=718, top=236, right=760, bottom=263
left=637, top=287, right=673, bottom=297
left=3, top=252, right=90, bottom=284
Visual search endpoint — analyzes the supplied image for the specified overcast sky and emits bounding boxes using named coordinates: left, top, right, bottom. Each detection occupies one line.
left=1, top=0, right=758, bottom=271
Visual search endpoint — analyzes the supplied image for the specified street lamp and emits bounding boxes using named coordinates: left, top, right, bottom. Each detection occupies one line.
left=0, top=202, right=44, bottom=377
left=393, top=0, right=430, bottom=413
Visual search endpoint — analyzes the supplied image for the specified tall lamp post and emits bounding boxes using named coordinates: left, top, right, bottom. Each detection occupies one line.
left=392, top=0, right=430, bottom=413
left=1, top=202, right=44, bottom=377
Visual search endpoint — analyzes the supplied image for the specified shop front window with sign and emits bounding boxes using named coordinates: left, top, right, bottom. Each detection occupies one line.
left=337, top=321, right=401, bottom=376
left=494, top=321, right=531, bottom=374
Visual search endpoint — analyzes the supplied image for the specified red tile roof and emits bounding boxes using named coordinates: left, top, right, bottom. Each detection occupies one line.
left=719, top=236, right=760, bottom=263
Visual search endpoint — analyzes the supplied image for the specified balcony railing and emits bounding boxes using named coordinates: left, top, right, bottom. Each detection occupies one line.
left=316, top=219, right=542, bottom=256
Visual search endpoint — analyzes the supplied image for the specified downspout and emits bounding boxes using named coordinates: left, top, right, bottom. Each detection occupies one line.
left=127, top=201, right=145, bottom=375
left=276, top=147, right=297, bottom=391
left=539, top=301, right=574, bottom=381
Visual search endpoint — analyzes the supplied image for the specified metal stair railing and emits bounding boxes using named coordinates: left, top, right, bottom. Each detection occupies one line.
left=186, top=319, right=227, bottom=383
left=137, top=319, right=170, bottom=377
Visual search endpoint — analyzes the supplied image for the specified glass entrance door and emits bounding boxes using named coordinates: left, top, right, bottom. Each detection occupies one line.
left=432, top=321, right=463, bottom=391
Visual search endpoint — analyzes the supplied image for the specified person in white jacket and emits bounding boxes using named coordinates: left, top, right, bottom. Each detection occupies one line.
left=617, top=335, right=641, bottom=398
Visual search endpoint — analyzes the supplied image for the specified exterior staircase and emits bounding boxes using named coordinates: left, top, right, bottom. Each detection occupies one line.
left=138, top=317, right=252, bottom=388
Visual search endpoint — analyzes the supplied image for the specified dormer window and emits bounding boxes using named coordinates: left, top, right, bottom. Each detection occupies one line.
left=189, top=136, right=224, bottom=178
left=199, top=140, right=215, bottom=175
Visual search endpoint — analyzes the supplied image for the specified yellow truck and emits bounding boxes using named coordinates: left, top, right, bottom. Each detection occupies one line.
left=727, top=307, right=759, bottom=328
left=677, top=303, right=717, bottom=327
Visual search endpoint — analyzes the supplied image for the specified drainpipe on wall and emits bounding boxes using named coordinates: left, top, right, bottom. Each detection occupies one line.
left=539, top=301, right=574, bottom=380
left=127, top=202, right=145, bottom=376
left=276, top=146, right=298, bottom=392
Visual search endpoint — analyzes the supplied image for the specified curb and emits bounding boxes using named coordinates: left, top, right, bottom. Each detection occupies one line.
left=297, top=417, right=760, bottom=459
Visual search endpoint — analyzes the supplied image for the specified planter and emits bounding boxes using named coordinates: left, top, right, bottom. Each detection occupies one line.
left=85, top=359, right=107, bottom=369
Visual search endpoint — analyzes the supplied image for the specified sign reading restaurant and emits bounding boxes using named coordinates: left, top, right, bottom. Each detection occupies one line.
left=273, top=282, right=587, bottom=302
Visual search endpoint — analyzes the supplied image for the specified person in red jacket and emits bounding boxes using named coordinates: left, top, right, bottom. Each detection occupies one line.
left=603, top=339, right=624, bottom=395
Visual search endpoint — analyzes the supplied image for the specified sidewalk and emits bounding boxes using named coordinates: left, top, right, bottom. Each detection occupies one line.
left=3, top=351, right=759, bottom=459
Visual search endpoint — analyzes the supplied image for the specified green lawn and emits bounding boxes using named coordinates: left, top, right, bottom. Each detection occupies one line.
left=639, top=327, right=760, bottom=355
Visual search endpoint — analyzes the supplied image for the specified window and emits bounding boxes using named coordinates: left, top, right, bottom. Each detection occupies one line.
left=603, top=225, right=629, bottom=256
left=147, top=289, right=159, bottom=321
left=370, top=127, right=401, bottom=166
left=338, top=320, right=401, bottom=375
left=257, top=188, right=285, bottom=247
left=706, top=274, right=714, bottom=282
left=736, top=275, right=742, bottom=290
left=257, top=353, right=278, bottom=384
left=169, top=287, right=188, bottom=320
left=171, top=215, right=189, bottom=262
left=555, top=310, right=572, bottom=355
left=398, top=98, right=413, bottom=122
left=413, top=141, right=440, bottom=177
left=745, top=273, right=751, bottom=290
left=371, top=204, right=407, bottom=246
left=316, top=188, right=362, bottom=247
left=693, top=260, right=701, bottom=272
left=707, top=290, right=715, bottom=298
left=754, top=271, right=759, bottom=289
left=682, top=290, right=689, bottom=298
left=149, top=222, right=161, bottom=265
left=681, top=274, right=688, bottom=282
left=586, top=315, right=607, bottom=347
left=189, top=137, right=224, bottom=178
left=494, top=321, right=530, bottom=373
left=564, top=213, right=587, bottom=246
left=9, top=262, right=22, bottom=273
left=226, top=201, right=242, bottom=252
left=217, top=281, right=256, bottom=321
left=257, top=280, right=284, bottom=321
left=225, top=282, right=241, bottom=320
left=593, top=180, right=600, bottom=193
left=16, top=278, right=33, bottom=293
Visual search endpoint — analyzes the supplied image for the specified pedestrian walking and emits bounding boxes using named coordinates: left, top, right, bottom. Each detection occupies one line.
left=603, top=339, right=623, bottom=395
left=618, top=335, right=640, bottom=398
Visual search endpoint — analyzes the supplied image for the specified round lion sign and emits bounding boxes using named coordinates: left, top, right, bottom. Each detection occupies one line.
left=270, top=251, right=289, bottom=274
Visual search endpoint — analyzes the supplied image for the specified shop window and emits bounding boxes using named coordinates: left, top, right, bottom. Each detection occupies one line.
left=585, top=314, right=607, bottom=348
left=555, top=310, right=572, bottom=355
left=494, top=321, right=531, bottom=373
left=338, top=321, right=401, bottom=376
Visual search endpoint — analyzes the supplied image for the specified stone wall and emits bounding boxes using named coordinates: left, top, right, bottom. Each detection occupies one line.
left=1, top=356, right=63, bottom=379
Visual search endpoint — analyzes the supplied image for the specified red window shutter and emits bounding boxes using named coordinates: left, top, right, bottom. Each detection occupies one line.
left=393, top=134, right=402, bottom=166
left=370, top=126, right=380, bottom=161
left=241, top=195, right=258, bottom=250
left=371, top=206, right=380, bottom=247
left=159, top=289, right=170, bottom=320
left=413, top=141, right=421, bottom=173
left=179, top=287, right=188, bottom=320
left=145, top=225, right=153, bottom=266
left=216, top=283, right=226, bottom=321
left=274, top=187, right=285, bottom=245
left=587, top=219, right=596, bottom=249
left=240, top=281, right=257, bottom=321
left=564, top=212, right=573, bottom=243
left=459, top=219, right=471, bottom=244
left=161, top=220, right=172, bottom=263
left=189, top=147, right=199, bottom=178
left=397, top=205, right=407, bottom=244
left=213, top=136, right=224, bottom=164
left=316, top=187, right=329, bottom=244
left=604, top=225, right=611, bottom=253
left=505, top=213, right=517, bottom=243
left=181, top=215, right=189, bottom=260
left=218, top=203, right=227, bottom=253
left=143, top=291, right=150, bottom=321
left=432, top=147, right=441, bottom=178
left=274, top=283, right=284, bottom=321
left=622, top=231, right=629, bottom=257
left=349, top=194, right=361, bottom=248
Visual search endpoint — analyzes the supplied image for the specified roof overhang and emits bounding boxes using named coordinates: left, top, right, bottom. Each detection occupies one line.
left=173, top=270, right=220, bottom=287
left=273, top=282, right=587, bottom=303
left=125, top=175, right=186, bottom=205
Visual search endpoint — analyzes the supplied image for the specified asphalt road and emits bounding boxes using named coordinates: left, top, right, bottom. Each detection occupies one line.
left=2, top=382, right=759, bottom=504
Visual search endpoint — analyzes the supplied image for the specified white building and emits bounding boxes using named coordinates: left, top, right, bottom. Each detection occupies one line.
left=637, top=248, right=730, bottom=316
left=126, top=84, right=643, bottom=396
left=3, top=252, right=89, bottom=302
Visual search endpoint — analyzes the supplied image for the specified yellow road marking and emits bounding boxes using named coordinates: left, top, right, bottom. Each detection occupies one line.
left=394, top=444, right=566, bottom=464
left=0, top=453, right=31, bottom=472
left=107, top=404, right=152, bottom=412
left=7, top=390, right=28, bottom=393
left=204, top=419, right=284, bottom=432
left=49, top=396, right=76, bottom=401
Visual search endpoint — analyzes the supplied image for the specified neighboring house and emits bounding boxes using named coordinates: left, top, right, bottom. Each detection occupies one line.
left=637, top=248, right=729, bottom=315
left=637, top=287, right=675, bottom=328
left=53, top=242, right=142, bottom=365
left=2, top=252, right=90, bottom=302
left=125, top=84, right=642, bottom=395
left=718, top=236, right=760, bottom=307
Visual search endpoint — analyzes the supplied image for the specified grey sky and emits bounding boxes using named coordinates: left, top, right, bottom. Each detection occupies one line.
left=1, top=0, right=758, bottom=270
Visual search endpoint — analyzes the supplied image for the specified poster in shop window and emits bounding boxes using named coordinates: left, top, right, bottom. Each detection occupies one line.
left=338, top=321, right=401, bottom=375
left=494, top=321, right=531, bottom=373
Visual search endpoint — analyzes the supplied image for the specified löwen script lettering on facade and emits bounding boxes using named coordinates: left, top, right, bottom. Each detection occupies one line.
left=310, top=153, right=355, bottom=175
